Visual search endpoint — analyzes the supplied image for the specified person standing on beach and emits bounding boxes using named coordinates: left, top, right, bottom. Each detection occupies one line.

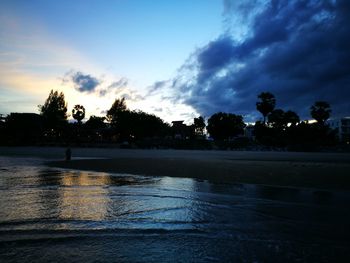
left=65, top=147, right=71, bottom=161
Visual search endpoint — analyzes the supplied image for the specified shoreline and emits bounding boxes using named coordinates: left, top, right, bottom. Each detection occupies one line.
left=1, top=147, right=350, bottom=190
left=48, top=156, right=350, bottom=191
left=2, top=146, right=350, bottom=162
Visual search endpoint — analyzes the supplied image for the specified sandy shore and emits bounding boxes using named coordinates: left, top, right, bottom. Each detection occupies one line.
left=1, top=147, right=350, bottom=190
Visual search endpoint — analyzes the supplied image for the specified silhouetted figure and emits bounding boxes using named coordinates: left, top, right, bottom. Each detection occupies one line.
left=65, top=147, right=71, bottom=161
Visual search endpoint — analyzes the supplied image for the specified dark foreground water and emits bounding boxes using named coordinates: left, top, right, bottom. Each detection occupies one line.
left=0, top=157, right=349, bottom=262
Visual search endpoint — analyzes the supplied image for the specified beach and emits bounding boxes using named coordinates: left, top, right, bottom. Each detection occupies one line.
left=2, top=147, right=350, bottom=190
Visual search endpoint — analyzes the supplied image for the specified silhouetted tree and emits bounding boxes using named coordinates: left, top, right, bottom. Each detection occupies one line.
left=207, top=112, right=246, bottom=140
left=310, top=101, right=331, bottom=125
left=72, top=104, right=85, bottom=124
left=268, top=109, right=286, bottom=129
left=285, top=110, right=300, bottom=127
left=268, top=109, right=299, bottom=129
left=117, top=110, right=169, bottom=141
left=105, top=98, right=169, bottom=142
left=256, top=92, right=276, bottom=124
left=106, top=97, right=127, bottom=126
left=38, top=90, right=68, bottom=137
left=254, top=120, right=273, bottom=145
left=4, top=113, right=43, bottom=145
left=288, top=120, right=336, bottom=150
left=0, top=115, right=5, bottom=144
left=256, top=109, right=300, bottom=147
left=84, top=116, right=106, bottom=142
left=193, top=116, right=206, bottom=136
left=85, top=116, right=106, bottom=130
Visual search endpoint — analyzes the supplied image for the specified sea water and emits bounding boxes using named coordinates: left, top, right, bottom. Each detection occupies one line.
left=0, top=156, right=349, bottom=262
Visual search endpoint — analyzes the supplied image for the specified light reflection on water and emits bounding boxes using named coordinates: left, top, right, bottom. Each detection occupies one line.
left=0, top=158, right=202, bottom=230
left=0, top=156, right=350, bottom=262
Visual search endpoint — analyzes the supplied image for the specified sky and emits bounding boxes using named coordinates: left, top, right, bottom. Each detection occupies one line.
left=0, top=0, right=349, bottom=123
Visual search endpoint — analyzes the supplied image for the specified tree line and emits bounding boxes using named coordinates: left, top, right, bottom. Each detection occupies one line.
left=254, top=92, right=336, bottom=150
left=0, top=89, right=339, bottom=150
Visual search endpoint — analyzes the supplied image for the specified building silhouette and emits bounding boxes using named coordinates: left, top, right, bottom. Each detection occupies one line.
left=327, top=117, right=350, bottom=144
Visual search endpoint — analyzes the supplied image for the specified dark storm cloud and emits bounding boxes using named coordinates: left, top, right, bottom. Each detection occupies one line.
left=70, top=71, right=101, bottom=93
left=198, top=37, right=234, bottom=71
left=167, top=0, right=350, bottom=121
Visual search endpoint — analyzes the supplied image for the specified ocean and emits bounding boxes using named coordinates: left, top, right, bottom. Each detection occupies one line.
left=0, top=156, right=349, bottom=262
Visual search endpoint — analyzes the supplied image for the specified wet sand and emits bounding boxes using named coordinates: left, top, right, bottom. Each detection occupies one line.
left=1, top=147, right=350, bottom=190
left=48, top=157, right=350, bottom=190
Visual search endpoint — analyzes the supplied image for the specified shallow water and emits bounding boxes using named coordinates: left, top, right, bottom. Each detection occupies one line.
left=0, top=156, right=349, bottom=262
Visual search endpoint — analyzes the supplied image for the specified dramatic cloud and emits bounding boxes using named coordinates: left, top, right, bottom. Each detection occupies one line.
left=61, top=71, right=144, bottom=103
left=164, top=0, right=350, bottom=121
left=64, top=70, right=101, bottom=93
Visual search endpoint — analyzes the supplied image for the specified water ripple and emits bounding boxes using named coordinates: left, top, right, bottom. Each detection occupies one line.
left=1, top=156, right=350, bottom=262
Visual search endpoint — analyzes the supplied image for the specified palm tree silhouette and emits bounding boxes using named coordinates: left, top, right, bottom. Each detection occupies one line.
left=72, top=104, right=85, bottom=124
left=256, top=92, right=276, bottom=124
left=310, top=101, right=331, bottom=125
